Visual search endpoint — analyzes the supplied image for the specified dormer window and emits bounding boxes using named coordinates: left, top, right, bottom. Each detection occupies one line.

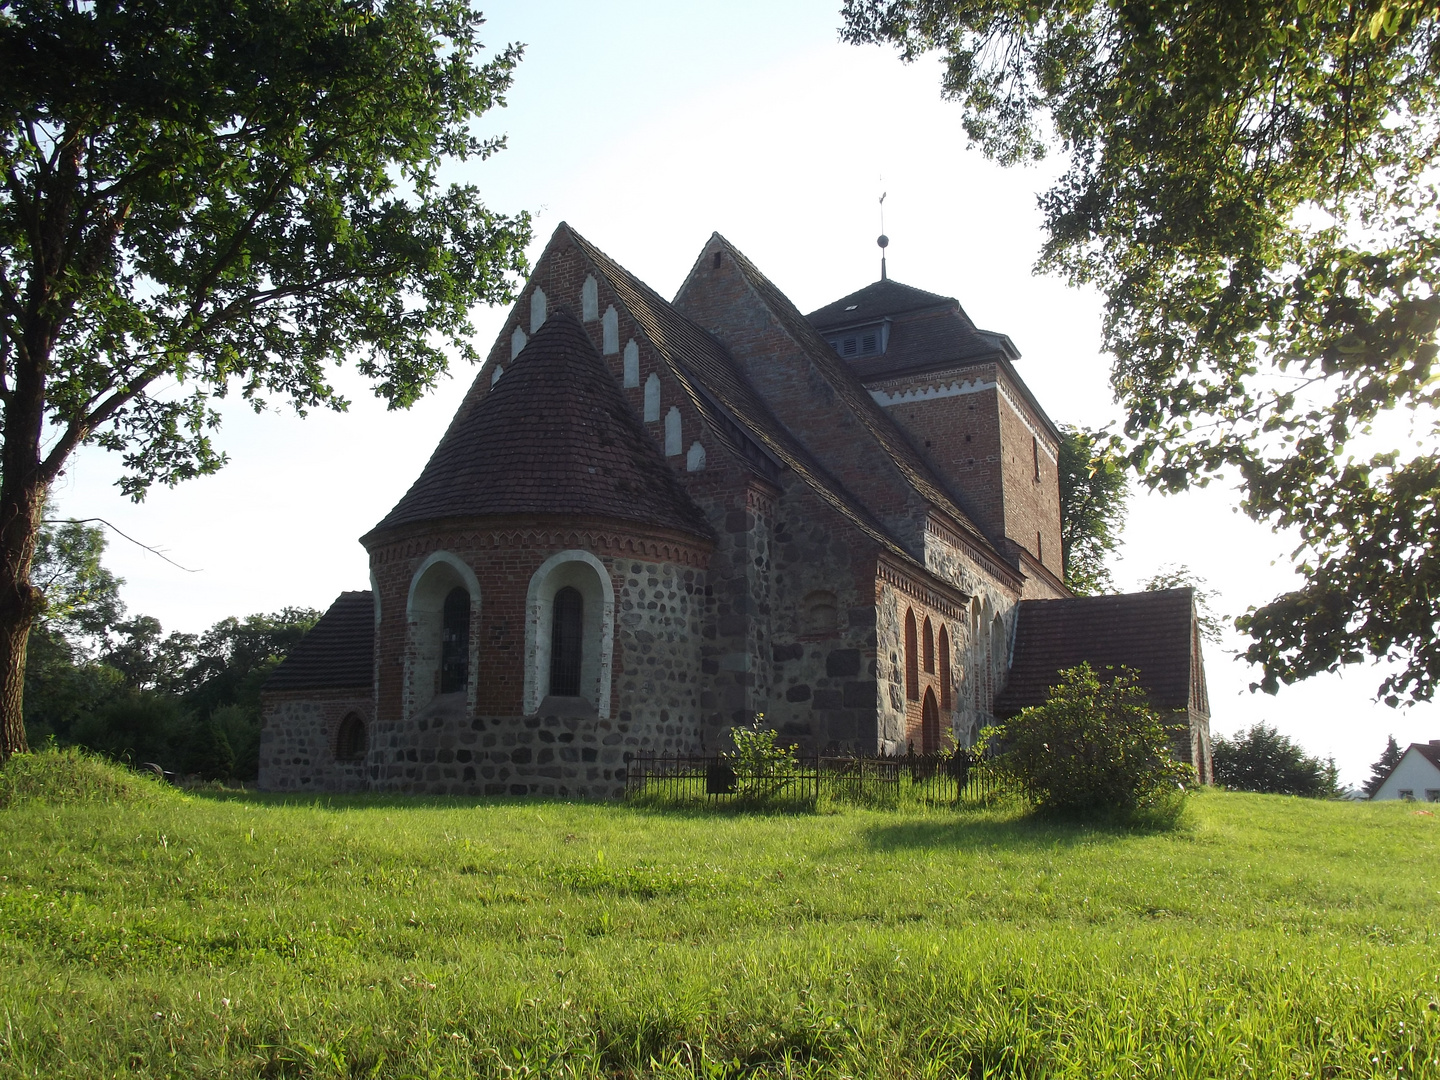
left=828, top=320, right=889, bottom=358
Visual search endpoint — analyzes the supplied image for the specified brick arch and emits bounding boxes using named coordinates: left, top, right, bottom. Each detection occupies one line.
left=922, top=616, right=935, bottom=674
left=405, top=551, right=481, bottom=718
left=938, top=624, right=952, bottom=712
left=921, top=687, right=940, bottom=754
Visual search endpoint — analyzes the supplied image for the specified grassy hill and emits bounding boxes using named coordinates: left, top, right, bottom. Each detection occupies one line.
left=1, top=751, right=1437, bottom=1078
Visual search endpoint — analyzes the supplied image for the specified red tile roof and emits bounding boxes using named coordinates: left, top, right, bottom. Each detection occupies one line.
left=369, top=308, right=711, bottom=540
left=263, top=591, right=374, bottom=692
left=997, top=589, right=1200, bottom=714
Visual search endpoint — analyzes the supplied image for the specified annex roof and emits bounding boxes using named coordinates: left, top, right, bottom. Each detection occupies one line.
left=263, top=591, right=374, bottom=692
left=369, top=308, right=711, bottom=540
left=997, top=589, right=1201, bottom=714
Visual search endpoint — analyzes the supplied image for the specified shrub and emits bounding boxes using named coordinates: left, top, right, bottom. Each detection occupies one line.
left=1212, top=723, right=1341, bottom=797
left=0, top=745, right=168, bottom=807
left=980, top=663, right=1192, bottom=820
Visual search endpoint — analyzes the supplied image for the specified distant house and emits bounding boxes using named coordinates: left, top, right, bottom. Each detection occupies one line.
left=1371, top=741, right=1440, bottom=802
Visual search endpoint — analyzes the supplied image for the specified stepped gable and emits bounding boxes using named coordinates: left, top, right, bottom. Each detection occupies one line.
left=560, top=224, right=912, bottom=561
left=996, top=589, right=1200, bottom=714
left=808, top=278, right=1018, bottom=384
left=370, top=307, right=711, bottom=539
left=264, top=591, right=374, bottom=692
left=709, top=235, right=1009, bottom=566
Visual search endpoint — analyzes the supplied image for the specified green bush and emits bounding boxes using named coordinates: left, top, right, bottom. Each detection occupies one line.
left=980, top=663, right=1192, bottom=821
left=0, top=745, right=168, bottom=807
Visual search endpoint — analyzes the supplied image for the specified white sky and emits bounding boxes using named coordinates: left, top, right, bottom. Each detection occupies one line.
left=45, top=0, right=1437, bottom=786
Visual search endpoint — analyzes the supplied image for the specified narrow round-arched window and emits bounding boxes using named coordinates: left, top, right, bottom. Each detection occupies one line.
left=549, top=586, right=584, bottom=697
left=921, top=688, right=940, bottom=754
left=922, top=616, right=935, bottom=674
left=336, top=713, right=367, bottom=762
left=440, top=587, right=470, bottom=693
left=904, top=608, right=919, bottom=702
left=938, top=625, right=952, bottom=711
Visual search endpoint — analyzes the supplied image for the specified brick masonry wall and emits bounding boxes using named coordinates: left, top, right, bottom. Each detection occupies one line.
left=258, top=690, right=373, bottom=792
left=672, top=239, right=930, bottom=552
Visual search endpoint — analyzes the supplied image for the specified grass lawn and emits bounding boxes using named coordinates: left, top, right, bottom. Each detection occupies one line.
left=1, top=753, right=1438, bottom=1078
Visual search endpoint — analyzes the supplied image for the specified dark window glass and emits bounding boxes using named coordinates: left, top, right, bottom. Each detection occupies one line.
left=440, top=587, right=470, bottom=693
left=336, top=713, right=367, bottom=762
left=550, top=587, right=584, bottom=697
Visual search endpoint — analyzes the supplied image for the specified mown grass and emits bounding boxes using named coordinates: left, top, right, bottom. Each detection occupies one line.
left=0, top=750, right=1437, bottom=1078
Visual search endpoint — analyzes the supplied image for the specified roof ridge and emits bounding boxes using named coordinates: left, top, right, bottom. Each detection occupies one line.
left=709, top=233, right=1007, bottom=561
left=561, top=225, right=923, bottom=562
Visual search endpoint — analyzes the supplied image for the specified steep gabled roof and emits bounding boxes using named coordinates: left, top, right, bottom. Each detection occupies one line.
left=997, top=589, right=1201, bottom=714
left=560, top=224, right=912, bottom=561
left=705, top=235, right=1006, bottom=562
left=264, top=591, right=374, bottom=692
left=369, top=308, right=711, bottom=539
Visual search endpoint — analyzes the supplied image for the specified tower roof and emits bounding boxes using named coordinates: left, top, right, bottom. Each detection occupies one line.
left=369, top=308, right=711, bottom=540
left=807, top=278, right=957, bottom=327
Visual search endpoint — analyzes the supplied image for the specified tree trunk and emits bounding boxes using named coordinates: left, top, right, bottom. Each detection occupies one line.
left=0, top=481, right=45, bottom=762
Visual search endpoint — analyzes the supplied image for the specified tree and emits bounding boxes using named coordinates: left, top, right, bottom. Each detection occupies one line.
left=1362, top=734, right=1403, bottom=797
left=841, top=1, right=1440, bottom=706
left=979, top=662, right=1192, bottom=820
left=1211, top=722, right=1341, bottom=797
left=1058, top=424, right=1127, bottom=595
left=0, top=0, right=532, bottom=760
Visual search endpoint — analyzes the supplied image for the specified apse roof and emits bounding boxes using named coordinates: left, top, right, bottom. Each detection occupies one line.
left=369, top=308, right=711, bottom=540
left=996, top=589, right=1201, bottom=715
left=263, top=591, right=374, bottom=692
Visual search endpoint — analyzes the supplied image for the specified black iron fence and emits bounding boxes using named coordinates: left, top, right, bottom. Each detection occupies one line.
left=624, top=748, right=1001, bottom=808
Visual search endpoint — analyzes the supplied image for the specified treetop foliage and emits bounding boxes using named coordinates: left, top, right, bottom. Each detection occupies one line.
left=0, top=0, right=532, bottom=498
left=842, top=0, right=1440, bottom=705
left=1211, top=722, right=1341, bottom=798
left=1057, top=424, right=1128, bottom=595
left=1362, top=733, right=1403, bottom=796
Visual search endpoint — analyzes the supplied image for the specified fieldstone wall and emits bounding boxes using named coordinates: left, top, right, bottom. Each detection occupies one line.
left=614, top=555, right=707, bottom=753
left=258, top=690, right=373, bottom=793
left=763, top=484, right=880, bottom=752
left=368, top=697, right=632, bottom=799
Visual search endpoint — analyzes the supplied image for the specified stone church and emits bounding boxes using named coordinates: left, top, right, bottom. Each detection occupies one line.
left=258, top=224, right=1212, bottom=796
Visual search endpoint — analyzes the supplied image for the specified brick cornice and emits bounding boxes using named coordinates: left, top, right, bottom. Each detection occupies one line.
left=366, top=514, right=713, bottom=569
left=875, top=553, right=971, bottom=620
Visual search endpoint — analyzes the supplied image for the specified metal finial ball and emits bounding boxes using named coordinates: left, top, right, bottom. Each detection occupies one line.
left=877, top=234, right=889, bottom=249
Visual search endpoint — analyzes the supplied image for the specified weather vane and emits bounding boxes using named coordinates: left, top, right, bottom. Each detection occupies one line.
left=877, top=191, right=889, bottom=281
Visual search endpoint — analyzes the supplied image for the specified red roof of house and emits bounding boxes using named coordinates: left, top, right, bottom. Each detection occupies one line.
left=368, top=308, right=712, bottom=540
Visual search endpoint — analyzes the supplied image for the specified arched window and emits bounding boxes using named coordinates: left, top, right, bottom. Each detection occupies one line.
left=922, top=616, right=935, bottom=674
left=549, top=586, right=584, bottom=697
left=921, top=688, right=940, bottom=754
left=904, top=608, right=919, bottom=701
left=803, top=590, right=838, bottom=635
left=938, top=625, right=952, bottom=711
left=525, top=550, right=616, bottom=717
left=405, top=552, right=480, bottom=716
left=336, top=713, right=367, bottom=762
left=440, top=587, right=470, bottom=693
